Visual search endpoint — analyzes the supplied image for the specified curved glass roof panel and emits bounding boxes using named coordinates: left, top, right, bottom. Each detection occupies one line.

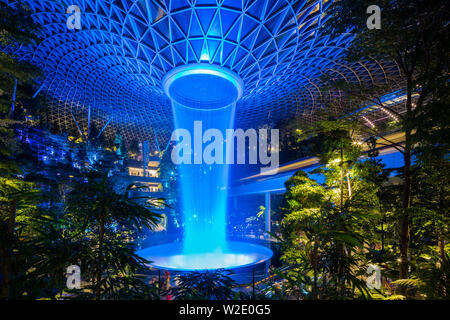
left=3, top=0, right=403, bottom=145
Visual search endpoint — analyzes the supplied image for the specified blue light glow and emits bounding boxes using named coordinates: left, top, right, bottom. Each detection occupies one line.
left=2, top=0, right=404, bottom=270
left=1, top=0, right=401, bottom=143
left=137, top=241, right=273, bottom=271
left=169, top=64, right=238, bottom=256
left=150, top=63, right=272, bottom=269
left=163, top=63, right=243, bottom=110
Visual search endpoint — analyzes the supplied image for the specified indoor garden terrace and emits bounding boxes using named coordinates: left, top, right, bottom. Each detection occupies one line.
left=0, top=0, right=448, bottom=309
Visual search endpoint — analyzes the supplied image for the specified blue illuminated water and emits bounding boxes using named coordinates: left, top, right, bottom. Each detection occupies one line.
left=172, top=102, right=235, bottom=254
left=137, top=241, right=273, bottom=271
left=138, top=64, right=272, bottom=270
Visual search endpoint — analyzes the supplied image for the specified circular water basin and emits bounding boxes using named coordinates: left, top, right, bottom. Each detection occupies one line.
left=136, top=241, right=273, bottom=271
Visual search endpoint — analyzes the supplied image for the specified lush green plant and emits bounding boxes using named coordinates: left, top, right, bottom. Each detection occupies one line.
left=416, top=252, right=450, bottom=300
left=60, top=167, right=161, bottom=299
left=322, top=0, right=449, bottom=280
left=168, top=269, right=236, bottom=300
left=8, top=162, right=163, bottom=300
left=279, top=119, right=387, bottom=299
left=0, top=0, right=43, bottom=299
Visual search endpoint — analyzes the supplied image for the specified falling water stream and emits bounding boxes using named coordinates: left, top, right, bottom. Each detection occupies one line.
left=137, top=64, right=272, bottom=270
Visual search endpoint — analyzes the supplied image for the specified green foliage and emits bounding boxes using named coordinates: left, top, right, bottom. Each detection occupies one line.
left=321, top=0, right=449, bottom=282
left=0, top=1, right=45, bottom=299
left=60, top=167, right=162, bottom=299
left=1, top=0, right=449, bottom=301
left=2, top=162, right=163, bottom=300
left=279, top=119, right=386, bottom=299
left=278, top=105, right=449, bottom=299
left=0, top=1, right=42, bottom=117
left=168, top=269, right=236, bottom=300
left=390, top=278, right=424, bottom=299
left=323, top=0, right=449, bottom=85
left=66, top=169, right=161, bottom=231
left=384, top=295, right=406, bottom=300
left=415, top=253, right=450, bottom=300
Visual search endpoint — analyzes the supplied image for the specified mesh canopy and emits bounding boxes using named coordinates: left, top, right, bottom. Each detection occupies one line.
left=3, top=0, right=403, bottom=146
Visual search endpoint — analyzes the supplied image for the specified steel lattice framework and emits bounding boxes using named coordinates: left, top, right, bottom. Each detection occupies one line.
left=3, top=0, right=403, bottom=146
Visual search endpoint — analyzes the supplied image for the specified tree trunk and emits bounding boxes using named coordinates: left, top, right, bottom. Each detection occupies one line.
left=338, top=147, right=346, bottom=297
left=340, top=147, right=344, bottom=211
left=312, top=240, right=318, bottom=300
left=1, top=197, right=17, bottom=299
left=438, top=188, right=446, bottom=262
left=438, top=230, right=445, bottom=262
left=399, top=82, right=413, bottom=280
left=381, top=210, right=385, bottom=252
left=95, top=212, right=105, bottom=300
left=399, top=149, right=411, bottom=279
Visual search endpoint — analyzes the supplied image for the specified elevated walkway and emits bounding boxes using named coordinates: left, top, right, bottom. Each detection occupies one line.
left=229, top=132, right=406, bottom=234
left=230, top=131, right=405, bottom=197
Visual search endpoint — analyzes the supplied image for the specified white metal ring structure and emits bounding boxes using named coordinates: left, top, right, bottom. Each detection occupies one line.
left=162, top=63, right=244, bottom=110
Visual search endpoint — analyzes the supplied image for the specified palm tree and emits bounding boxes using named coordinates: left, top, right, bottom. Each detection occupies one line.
left=64, top=167, right=162, bottom=299
left=168, top=269, right=236, bottom=300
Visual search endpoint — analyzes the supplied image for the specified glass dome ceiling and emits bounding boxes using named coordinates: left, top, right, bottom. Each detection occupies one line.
left=3, top=0, right=402, bottom=145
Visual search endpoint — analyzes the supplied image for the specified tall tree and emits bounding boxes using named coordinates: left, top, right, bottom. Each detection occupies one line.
left=322, top=0, right=450, bottom=279
left=413, top=84, right=450, bottom=262
left=0, top=0, right=41, bottom=299
left=0, top=0, right=41, bottom=118
left=280, top=119, right=385, bottom=299
left=64, top=167, right=162, bottom=299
